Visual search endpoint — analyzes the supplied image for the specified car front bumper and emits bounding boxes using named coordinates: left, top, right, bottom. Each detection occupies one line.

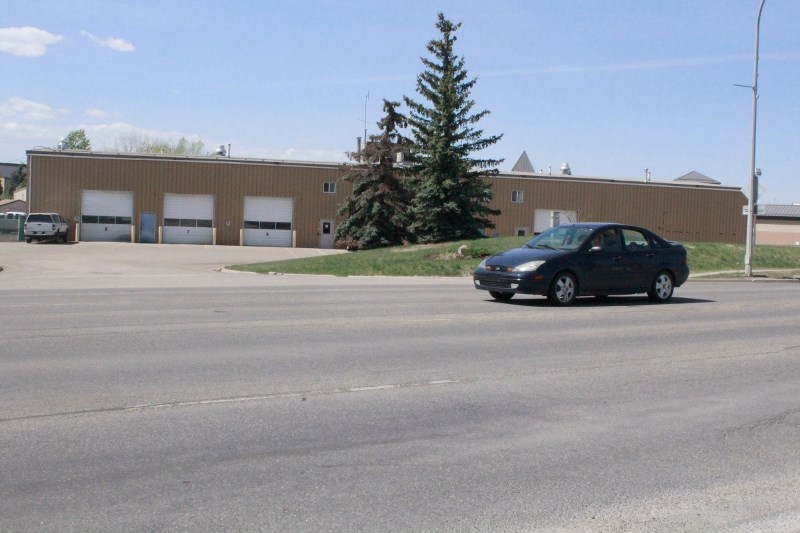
left=472, top=271, right=550, bottom=295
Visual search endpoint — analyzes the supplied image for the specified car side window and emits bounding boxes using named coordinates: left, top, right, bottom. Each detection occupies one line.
left=622, top=229, right=651, bottom=251
left=590, top=229, right=622, bottom=253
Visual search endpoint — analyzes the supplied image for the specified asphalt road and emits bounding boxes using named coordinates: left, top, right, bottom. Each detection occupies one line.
left=2, top=242, right=800, bottom=531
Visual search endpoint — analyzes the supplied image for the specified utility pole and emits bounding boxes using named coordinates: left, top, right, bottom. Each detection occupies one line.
left=743, top=0, right=766, bottom=277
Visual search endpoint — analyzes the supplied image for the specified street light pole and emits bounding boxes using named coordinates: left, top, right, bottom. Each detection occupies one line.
left=744, top=0, right=766, bottom=277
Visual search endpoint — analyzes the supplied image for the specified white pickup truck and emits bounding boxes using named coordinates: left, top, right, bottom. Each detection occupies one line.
left=24, top=213, right=70, bottom=243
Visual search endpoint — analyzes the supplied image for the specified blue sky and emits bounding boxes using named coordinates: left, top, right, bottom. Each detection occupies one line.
left=2, top=0, right=798, bottom=204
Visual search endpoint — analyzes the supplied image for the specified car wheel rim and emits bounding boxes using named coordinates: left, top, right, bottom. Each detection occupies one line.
left=557, top=276, right=575, bottom=302
left=656, top=274, right=672, bottom=299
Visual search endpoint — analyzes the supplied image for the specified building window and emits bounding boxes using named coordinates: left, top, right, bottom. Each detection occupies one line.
left=515, top=227, right=528, bottom=237
left=511, top=190, right=524, bottom=203
left=323, top=182, right=336, bottom=193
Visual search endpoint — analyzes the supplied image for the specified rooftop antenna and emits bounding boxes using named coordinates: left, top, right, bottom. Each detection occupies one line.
left=363, top=91, right=369, bottom=143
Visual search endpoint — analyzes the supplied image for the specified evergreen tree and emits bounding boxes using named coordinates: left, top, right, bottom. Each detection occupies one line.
left=403, top=13, right=502, bottom=243
left=2, top=165, right=27, bottom=198
left=62, top=129, right=91, bottom=150
left=335, top=100, right=413, bottom=250
left=9, top=164, right=26, bottom=191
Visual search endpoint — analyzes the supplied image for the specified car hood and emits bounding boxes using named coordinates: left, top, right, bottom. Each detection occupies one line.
left=486, top=246, right=567, bottom=267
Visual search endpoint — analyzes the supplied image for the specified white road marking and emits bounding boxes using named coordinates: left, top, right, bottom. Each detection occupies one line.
left=348, top=385, right=396, bottom=392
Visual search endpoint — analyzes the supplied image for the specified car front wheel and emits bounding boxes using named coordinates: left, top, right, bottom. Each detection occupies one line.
left=548, top=272, right=577, bottom=306
left=648, top=271, right=674, bottom=303
left=489, top=291, right=514, bottom=302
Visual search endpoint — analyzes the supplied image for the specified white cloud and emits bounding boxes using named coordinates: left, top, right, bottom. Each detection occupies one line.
left=0, top=27, right=62, bottom=57
left=277, top=147, right=347, bottom=162
left=0, top=97, right=61, bottom=121
left=0, top=121, right=52, bottom=139
left=80, top=30, right=135, bottom=52
left=225, top=145, right=346, bottom=162
left=85, top=108, right=118, bottom=119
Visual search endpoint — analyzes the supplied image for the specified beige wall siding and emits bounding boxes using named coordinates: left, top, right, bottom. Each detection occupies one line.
left=488, top=175, right=746, bottom=243
left=29, top=153, right=351, bottom=247
left=756, top=220, right=800, bottom=246
left=28, top=151, right=748, bottom=247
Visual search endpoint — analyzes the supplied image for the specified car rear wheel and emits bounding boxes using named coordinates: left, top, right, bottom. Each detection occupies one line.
left=648, top=271, right=674, bottom=303
left=548, top=272, right=577, bottom=306
left=489, top=291, right=514, bottom=302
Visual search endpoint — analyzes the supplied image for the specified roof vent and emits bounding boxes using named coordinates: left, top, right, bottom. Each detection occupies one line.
left=560, top=162, right=571, bottom=175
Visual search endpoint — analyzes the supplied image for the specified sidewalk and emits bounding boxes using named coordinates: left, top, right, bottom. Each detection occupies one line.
left=689, top=269, right=800, bottom=280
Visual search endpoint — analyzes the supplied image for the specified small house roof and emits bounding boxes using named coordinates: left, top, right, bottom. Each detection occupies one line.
left=674, top=171, right=720, bottom=185
left=511, top=151, right=535, bottom=173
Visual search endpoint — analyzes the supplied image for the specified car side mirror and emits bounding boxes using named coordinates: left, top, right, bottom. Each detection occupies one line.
left=589, top=245, right=603, bottom=253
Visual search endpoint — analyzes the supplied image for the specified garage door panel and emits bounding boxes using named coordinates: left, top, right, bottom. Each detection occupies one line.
left=163, top=194, right=214, bottom=245
left=243, top=197, right=293, bottom=247
left=81, top=190, right=134, bottom=242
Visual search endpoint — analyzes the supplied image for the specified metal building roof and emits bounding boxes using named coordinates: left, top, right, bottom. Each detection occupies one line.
left=759, top=204, right=800, bottom=219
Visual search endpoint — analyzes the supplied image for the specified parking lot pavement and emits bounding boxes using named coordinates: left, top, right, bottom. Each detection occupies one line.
left=0, top=241, right=350, bottom=290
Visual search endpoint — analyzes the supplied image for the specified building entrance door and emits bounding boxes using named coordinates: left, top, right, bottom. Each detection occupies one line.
left=319, top=219, right=335, bottom=248
left=140, top=212, right=156, bottom=243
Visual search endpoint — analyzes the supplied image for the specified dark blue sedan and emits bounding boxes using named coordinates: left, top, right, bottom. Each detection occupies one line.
left=473, top=223, right=690, bottom=305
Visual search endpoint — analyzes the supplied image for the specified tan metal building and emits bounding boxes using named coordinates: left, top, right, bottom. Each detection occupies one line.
left=754, top=205, right=800, bottom=246
left=490, top=172, right=746, bottom=243
left=26, top=149, right=747, bottom=247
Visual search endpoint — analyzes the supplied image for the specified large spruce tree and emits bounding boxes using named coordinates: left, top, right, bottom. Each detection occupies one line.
left=403, top=13, right=502, bottom=243
left=335, top=100, right=413, bottom=250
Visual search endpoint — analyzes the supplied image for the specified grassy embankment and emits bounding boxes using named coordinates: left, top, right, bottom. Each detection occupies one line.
left=228, top=237, right=800, bottom=279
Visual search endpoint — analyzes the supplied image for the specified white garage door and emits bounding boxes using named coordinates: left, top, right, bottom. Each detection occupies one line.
left=163, top=193, right=214, bottom=245
left=243, top=197, right=293, bottom=247
left=80, top=190, right=134, bottom=242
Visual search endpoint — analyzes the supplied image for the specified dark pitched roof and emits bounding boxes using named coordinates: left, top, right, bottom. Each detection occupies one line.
left=511, top=151, right=535, bottom=173
left=674, top=171, right=720, bottom=185
left=0, top=198, right=27, bottom=212
left=0, top=163, right=24, bottom=179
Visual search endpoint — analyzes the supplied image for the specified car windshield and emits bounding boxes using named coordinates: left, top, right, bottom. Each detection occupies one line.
left=524, top=226, right=595, bottom=251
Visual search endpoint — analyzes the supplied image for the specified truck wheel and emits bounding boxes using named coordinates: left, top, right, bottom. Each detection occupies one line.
left=25, top=238, right=32, bottom=243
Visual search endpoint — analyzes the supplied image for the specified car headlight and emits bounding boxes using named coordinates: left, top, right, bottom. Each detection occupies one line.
left=476, top=258, right=487, bottom=269
left=513, top=260, right=546, bottom=272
